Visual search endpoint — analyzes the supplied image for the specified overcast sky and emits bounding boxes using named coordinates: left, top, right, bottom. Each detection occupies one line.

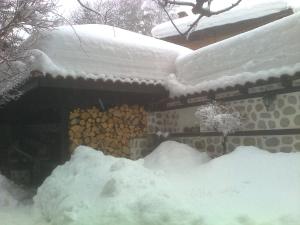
left=57, top=0, right=240, bottom=13
left=57, top=0, right=300, bottom=17
left=57, top=0, right=78, bottom=16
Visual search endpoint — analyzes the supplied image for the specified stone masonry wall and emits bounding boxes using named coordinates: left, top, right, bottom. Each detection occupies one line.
left=167, top=135, right=300, bottom=158
left=147, top=91, right=300, bottom=133
left=140, top=91, right=300, bottom=157
left=129, top=137, right=158, bottom=159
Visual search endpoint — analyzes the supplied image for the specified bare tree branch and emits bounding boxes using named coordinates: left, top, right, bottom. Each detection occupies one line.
left=73, top=0, right=169, bottom=36
left=161, top=0, right=195, bottom=7
left=162, top=5, right=203, bottom=37
left=194, top=0, right=242, bottom=16
left=76, top=0, right=105, bottom=19
left=0, top=0, right=61, bottom=105
left=51, top=11, right=90, bottom=57
left=158, top=0, right=243, bottom=39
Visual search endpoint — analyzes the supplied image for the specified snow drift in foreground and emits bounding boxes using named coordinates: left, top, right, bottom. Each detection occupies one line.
left=34, top=142, right=300, bottom=225
left=1, top=141, right=300, bottom=225
left=0, top=174, right=37, bottom=225
left=0, top=173, right=29, bottom=208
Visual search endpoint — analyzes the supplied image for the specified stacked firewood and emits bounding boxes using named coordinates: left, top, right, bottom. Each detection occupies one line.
left=68, top=105, right=147, bottom=157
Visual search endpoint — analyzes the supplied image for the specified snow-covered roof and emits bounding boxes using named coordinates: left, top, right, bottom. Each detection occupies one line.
left=166, top=13, right=300, bottom=96
left=29, top=24, right=192, bottom=85
left=151, top=0, right=291, bottom=39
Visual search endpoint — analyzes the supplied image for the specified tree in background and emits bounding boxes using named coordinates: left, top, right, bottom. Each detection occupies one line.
left=155, top=0, right=242, bottom=37
left=73, top=0, right=175, bottom=35
left=0, top=0, right=60, bottom=105
left=195, top=102, right=241, bottom=155
left=74, top=0, right=243, bottom=38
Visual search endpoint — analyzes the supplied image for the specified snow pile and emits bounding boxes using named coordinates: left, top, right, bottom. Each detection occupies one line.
left=0, top=206, right=37, bottom=225
left=29, top=25, right=192, bottom=85
left=144, top=141, right=210, bottom=173
left=34, top=145, right=198, bottom=225
left=167, top=13, right=300, bottom=96
left=0, top=174, right=39, bottom=225
left=33, top=142, right=300, bottom=225
left=152, top=0, right=291, bottom=38
left=0, top=175, right=51, bottom=225
left=0, top=173, right=29, bottom=208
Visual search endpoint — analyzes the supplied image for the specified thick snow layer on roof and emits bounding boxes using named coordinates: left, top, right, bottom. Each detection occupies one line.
left=166, top=13, right=300, bottom=96
left=29, top=25, right=192, bottom=85
left=151, top=0, right=291, bottom=38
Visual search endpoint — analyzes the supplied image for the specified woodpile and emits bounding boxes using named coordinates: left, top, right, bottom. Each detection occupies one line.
left=68, top=105, right=147, bottom=158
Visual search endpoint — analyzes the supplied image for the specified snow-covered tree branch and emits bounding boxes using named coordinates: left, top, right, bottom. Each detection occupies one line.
left=0, top=0, right=61, bottom=105
left=195, top=102, right=241, bottom=155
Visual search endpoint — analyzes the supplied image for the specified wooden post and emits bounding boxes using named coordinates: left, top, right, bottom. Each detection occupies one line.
left=57, top=89, right=71, bottom=163
left=59, top=106, right=69, bottom=163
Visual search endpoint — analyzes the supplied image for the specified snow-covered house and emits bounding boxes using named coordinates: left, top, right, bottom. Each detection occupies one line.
left=0, top=25, right=191, bottom=185
left=0, top=12, right=300, bottom=185
left=145, top=12, right=300, bottom=157
left=151, top=0, right=293, bottom=49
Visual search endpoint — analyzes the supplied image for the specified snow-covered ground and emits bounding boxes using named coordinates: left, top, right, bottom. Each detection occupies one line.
left=1, top=141, right=300, bottom=225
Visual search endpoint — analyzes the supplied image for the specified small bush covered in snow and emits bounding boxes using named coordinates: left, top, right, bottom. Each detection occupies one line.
left=195, top=102, right=241, bottom=155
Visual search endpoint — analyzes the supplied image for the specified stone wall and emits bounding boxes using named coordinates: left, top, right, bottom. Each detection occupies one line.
left=231, top=93, right=300, bottom=131
left=227, top=135, right=300, bottom=153
left=165, top=135, right=300, bottom=158
left=129, top=136, right=158, bottom=159
left=141, top=91, right=300, bottom=157
left=147, top=92, right=300, bottom=133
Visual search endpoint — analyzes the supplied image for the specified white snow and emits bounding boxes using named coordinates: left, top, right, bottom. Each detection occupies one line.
left=151, top=0, right=291, bottom=38
left=0, top=173, right=29, bottom=208
left=1, top=142, right=300, bottom=225
left=28, top=24, right=192, bottom=85
left=167, top=12, right=300, bottom=96
left=144, top=141, right=210, bottom=173
left=13, top=3, right=298, bottom=97
left=288, top=0, right=300, bottom=11
left=0, top=174, right=40, bottom=225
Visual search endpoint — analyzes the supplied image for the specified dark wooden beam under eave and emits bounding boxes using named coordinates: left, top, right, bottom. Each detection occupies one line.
left=19, top=77, right=40, bottom=94
left=170, top=128, right=300, bottom=138
left=0, top=77, right=39, bottom=103
left=37, top=75, right=168, bottom=96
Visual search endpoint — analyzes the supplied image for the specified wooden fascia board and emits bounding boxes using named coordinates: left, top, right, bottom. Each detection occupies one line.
left=35, top=74, right=167, bottom=95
